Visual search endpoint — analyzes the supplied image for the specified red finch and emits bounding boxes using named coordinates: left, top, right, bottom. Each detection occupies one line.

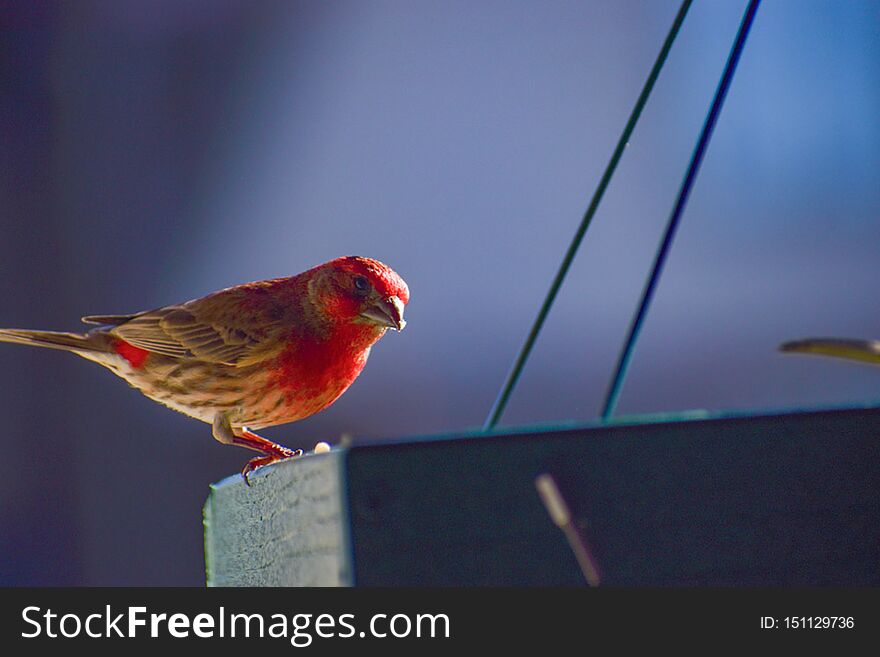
left=0, top=256, right=409, bottom=481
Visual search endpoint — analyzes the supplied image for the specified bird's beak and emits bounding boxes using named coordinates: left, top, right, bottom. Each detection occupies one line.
left=361, top=295, right=406, bottom=331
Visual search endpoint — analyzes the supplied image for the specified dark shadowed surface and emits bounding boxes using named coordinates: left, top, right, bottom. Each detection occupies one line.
left=1, top=1, right=878, bottom=584
left=345, top=407, right=880, bottom=585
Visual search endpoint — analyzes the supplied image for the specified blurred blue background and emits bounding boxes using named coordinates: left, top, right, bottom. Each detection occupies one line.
left=1, top=0, right=878, bottom=585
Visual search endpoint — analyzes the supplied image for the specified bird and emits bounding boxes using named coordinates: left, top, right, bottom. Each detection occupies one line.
left=779, top=338, right=880, bottom=366
left=0, top=256, right=409, bottom=482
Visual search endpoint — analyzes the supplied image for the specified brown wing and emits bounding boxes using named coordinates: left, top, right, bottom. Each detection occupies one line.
left=108, top=284, right=290, bottom=366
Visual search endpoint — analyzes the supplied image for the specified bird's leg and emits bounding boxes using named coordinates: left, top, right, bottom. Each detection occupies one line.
left=212, top=413, right=302, bottom=485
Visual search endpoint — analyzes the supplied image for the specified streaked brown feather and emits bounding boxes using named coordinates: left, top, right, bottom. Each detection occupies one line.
left=108, top=283, right=292, bottom=367
left=81, top=314, right=138, bottom=326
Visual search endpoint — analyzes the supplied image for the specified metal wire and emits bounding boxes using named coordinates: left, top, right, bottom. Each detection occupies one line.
left=600, top=0, right=762, bottom=421
left=483, top=0, right=694, bottom=431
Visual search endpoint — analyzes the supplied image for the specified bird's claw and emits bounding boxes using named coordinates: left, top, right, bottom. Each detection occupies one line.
left=241, top=447, right=303, bottom=486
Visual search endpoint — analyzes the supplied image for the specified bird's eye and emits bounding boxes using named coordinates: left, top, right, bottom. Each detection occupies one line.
left=353, top=276, right=370, bottom=292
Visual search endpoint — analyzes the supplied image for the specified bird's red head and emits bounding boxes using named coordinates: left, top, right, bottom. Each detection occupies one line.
left=307, top=256, right=409, bottom=332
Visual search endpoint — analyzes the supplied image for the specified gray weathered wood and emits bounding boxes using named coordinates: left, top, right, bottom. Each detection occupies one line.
left=203, top=450, right=351, bottom=586
left=204, top=405, right=880, bottom=586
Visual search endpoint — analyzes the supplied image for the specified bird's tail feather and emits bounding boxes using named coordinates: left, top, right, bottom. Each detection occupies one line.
left=0, top=328, right=109, bottom=355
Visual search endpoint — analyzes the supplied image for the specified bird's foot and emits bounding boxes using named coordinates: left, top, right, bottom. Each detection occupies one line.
left=240, top=449, right=302, bottom=486
left=234, top=427, right=303, bottom=486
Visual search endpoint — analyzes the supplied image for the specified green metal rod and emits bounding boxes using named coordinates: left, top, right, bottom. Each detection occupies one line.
left=601, top=0, right=761, bottom=421
left=483, top=0, right=693, bottom=431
